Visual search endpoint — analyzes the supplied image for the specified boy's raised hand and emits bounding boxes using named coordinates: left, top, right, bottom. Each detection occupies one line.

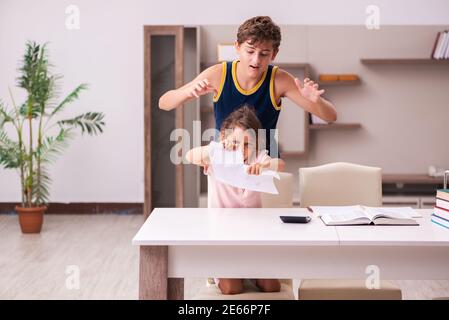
left=186, top=78, right=215, bottom=98
left=295, top=77, right=325, bottom=103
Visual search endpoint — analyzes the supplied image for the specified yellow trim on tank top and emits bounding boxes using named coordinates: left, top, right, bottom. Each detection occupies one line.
left=213, top=61, right=227, bottom=102
left=231, top=60, right=267, bottom=95
left=270, top=65, right=282, bottom=110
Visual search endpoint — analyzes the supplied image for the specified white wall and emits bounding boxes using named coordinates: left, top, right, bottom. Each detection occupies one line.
left=1, top=0, right=449, bottom=203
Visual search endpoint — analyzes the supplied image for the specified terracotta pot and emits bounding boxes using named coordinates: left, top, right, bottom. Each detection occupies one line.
left=15, top=205, right=47, bottom=234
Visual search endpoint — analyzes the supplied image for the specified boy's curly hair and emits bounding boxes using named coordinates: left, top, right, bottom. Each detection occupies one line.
left=237, top=16, right=281, bottom=51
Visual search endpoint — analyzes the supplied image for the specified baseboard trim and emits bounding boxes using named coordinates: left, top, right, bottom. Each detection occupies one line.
left=0, top=202, right=143, bottom=215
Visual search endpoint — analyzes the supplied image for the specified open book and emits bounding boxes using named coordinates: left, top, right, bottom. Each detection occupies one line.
left=309, top=205, right=419, bottom=226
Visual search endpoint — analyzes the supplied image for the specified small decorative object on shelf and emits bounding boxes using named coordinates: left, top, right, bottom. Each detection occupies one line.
left=318, top=74, right=360, bottom=85
left=319, top=74, right=339, bottom=82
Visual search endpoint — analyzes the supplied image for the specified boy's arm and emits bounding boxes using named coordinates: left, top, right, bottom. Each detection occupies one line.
left=276, top=69, right=337, bottom=122
left=185, top=146, right=210, bottom=167
left=158, top=64, right=222, bottom=111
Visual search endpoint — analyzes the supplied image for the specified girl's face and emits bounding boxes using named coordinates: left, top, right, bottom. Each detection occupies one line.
left=221, top=126, right=257, bottom=164
left=235, top=40, right=278, bottom=79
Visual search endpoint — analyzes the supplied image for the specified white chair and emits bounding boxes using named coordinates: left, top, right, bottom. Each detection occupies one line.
left=192, top=172, right=295, bottom=300
left=261, top=172, right=294, bottom=208
left=297, top=162, right=402, bottom=300
left=299, top=162, right=382, bottom=207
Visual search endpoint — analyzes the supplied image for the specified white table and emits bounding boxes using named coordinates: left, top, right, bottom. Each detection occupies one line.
left=132, top=208, right=449, bottom=300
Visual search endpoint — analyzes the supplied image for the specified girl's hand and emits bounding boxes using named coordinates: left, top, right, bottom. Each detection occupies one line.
left=246, top=160, right=271, bottom=175
left=295, top=77, right=325, bottom=103
left=186, top=78, right=215, bottom=98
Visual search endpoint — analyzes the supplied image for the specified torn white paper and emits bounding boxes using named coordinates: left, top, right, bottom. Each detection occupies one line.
left=208, top=141, right=280, bottom=194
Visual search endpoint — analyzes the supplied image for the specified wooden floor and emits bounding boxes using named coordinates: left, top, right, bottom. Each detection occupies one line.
left=1, top=214, right=448, bottom=300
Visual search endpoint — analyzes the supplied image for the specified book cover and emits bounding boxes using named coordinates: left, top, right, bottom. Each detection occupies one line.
left=436, top=198, right=449, bottom=211
left=431, top=214, right=449, bottom=229
left=436, top=189, right=449, bottom=202
left=431, top=31, right=441, bottom=58
left=434, top=206, right=449, bottom=221
left=440, top=31, right=449, bottom=59
left=438, top=31, right=448, bottom=59
left=433, top=31, right=445, bottom=59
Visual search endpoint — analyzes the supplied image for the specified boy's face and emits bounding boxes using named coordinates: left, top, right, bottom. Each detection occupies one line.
left=235, top=40, right=278, bottom=78
left=221, top=126, right=257, bottom=164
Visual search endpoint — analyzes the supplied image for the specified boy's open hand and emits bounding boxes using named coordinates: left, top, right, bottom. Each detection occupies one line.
left=246, top=160, right=271, bottom=175
left=186, top=79, right=215, bottom=98
left=295, top=77, right=325, bottom=103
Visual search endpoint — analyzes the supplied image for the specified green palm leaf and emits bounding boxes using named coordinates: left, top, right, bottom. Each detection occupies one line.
left=57, top=112, right=105, bottom=135
left=32, top=165, right=52, bottom=206
left=0, top=130, right=22, bottom=169
left=0, top=102, right=14, bottom=126
left=37, top=128, right=74, bottom=164
left=51, top=83, right=88, bottom=116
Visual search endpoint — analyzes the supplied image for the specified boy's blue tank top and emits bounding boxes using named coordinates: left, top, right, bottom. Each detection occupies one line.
left=213, top=60, right=282, bottom=157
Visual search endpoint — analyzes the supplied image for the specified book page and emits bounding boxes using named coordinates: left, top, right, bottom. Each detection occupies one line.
left=310, top=205, right=370, bottom=224
left=363, top=206, right=419, bottom=220
left=208, top=141, right=280, bottom=194
left=320, top=213, right=371, bottom=225
left=372, top=217, right=419, bottom=226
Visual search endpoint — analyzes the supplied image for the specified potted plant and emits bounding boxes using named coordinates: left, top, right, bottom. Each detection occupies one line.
left=0, top=41, right=105, bottom=233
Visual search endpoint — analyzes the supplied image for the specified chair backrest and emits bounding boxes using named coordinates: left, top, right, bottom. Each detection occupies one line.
left=261, top=172, right=294, bottom=208
left=298, top=162, right=382, bottom=208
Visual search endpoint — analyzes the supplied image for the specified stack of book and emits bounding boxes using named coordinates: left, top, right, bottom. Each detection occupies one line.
left=431, top=189, right=449, bottom=229
left=431, top=30, right=449, bottom=60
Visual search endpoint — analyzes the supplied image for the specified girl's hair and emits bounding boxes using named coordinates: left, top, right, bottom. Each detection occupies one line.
left=220, top=105, right=261, bottom=134
left=237, top=16, right=281, bottom=51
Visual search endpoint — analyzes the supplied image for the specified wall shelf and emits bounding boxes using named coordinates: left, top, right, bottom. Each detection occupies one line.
left=360, top=58, right=449, bottom=65
left=309, top=123, right=362, bottom=130
left=382, top=174, right=444, bottom=185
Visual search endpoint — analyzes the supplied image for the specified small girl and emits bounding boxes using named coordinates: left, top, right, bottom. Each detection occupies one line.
left=185, top=105, right=285, bottom=295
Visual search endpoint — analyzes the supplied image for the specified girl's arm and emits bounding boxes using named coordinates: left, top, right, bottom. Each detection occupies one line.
left=158, top=64, right=222, bottom=111
left=276, top=69, right=337, bottom=123
left=185, top=146, right=210, bottom=167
